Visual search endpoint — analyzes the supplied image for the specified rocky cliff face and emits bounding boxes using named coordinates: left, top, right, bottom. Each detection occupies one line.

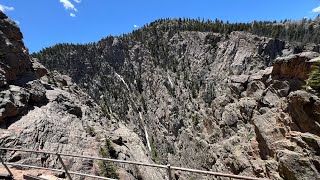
left=33, top=19, right=320, bottom=180
left=0, top=12, right=319, bottom=180
left=0, top=12, right=31, bottom=87
left=0, top=11, right=164, bottom=180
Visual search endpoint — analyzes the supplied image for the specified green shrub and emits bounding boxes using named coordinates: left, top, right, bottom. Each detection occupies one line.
left=306, top=60, right=320, bottom=92
left=150, top=137, right=159, bottom=162
left=98, top=139, right=118, bottom=179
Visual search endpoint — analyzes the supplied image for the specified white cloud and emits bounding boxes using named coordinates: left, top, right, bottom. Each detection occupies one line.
left=0, top=4, right=14, bottom=12
left=73, top=0, right=81, bottom=3
left=14, top=20, right=20, bottom=25
left=70, top=13, right=76, bottom=17
left=59, top=0, right=77, bottom=12
left=312, top=6, right=320, bottom=13
left=133, top=25, right=139, bottom=28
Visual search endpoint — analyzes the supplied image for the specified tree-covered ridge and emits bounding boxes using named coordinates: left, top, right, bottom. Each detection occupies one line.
left=32, top=17, right=320, bottom=74
left=124, top=17, right=320, bottom=45
left=33, top=17, right=320, bottom=58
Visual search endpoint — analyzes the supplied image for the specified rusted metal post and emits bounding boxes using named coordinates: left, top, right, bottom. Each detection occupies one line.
left=56, top=153, right=72, bottom=180
left=0, top=155, right=13, bottom=177
left=167, top=164, right=172, bottom=180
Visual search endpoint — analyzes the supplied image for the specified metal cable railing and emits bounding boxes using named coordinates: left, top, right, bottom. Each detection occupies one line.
left=0, top=147, right=268, bottom=180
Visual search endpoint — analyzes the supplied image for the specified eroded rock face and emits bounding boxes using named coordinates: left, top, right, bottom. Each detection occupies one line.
left=0, top=11, right=164, bottom=180
left=0, top=73, right=164, bottom=180
left=0, top=11, right=31, bottom=84
left=272, top=52, right=320, bottom=81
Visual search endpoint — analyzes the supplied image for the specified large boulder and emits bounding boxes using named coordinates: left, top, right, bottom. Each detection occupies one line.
left=287, top=90, right=320, bottom=136
left=26, top=80, right=48, bottom=104
left=277, top=149, right=320, bottom=180
left=31, top=58, right=48, bottom=78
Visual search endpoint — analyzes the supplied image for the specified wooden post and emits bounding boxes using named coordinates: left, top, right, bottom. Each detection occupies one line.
left=56, top=153, right=72, bottom=180
left=167, top=164, right=172, bottom=180
left=0, top=155, right=13, bottom=177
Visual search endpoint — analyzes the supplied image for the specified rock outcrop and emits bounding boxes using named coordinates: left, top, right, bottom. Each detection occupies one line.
left=0, top=11, right=164, bottom=180
left=272, top=52, right=319, bottom=81
left=0, top=12, right=31, bottom=84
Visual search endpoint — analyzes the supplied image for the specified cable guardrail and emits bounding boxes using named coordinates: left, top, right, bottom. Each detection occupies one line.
left=0, top=147, right=268, bottom=180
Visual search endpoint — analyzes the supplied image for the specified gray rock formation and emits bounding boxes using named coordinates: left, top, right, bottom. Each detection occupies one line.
left=0, top=11, right=164, bottom=180
left=0, top=12, right=30, bottom=84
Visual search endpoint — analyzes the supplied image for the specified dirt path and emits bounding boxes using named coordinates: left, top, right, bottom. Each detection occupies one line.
left=0, top=166, right=65, bottom=180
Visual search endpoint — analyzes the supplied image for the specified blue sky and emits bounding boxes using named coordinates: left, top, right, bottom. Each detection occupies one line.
left=0, top=0, right=320, bottom=53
